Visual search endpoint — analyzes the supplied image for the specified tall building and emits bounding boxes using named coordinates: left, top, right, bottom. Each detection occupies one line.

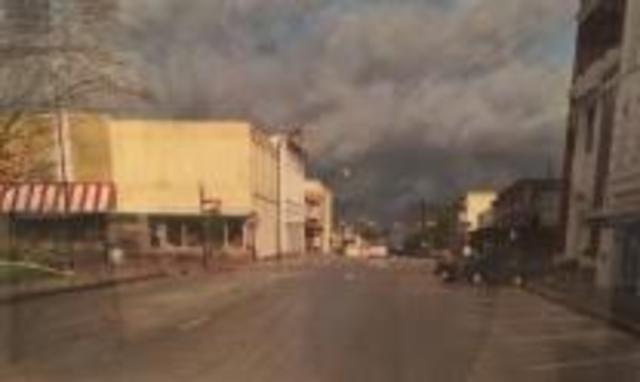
left=562, top=0, right=640, bottom=290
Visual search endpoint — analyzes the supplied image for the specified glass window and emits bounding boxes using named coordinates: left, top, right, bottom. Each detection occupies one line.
left=166, top=219, right=182, bottom=247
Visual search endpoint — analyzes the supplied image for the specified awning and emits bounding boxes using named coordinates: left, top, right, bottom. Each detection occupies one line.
left=0, top=182, right=116, bottom=215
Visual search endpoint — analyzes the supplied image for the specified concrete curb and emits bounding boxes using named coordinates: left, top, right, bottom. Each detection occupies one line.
left=0, top=272, right=166, bottom=305
left=526, top=282, right=640, bottom=339
left=0, top=255, right=326, bottom=305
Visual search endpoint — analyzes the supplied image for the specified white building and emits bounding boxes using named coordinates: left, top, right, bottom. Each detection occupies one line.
left=305, top=179, right=333, bottom=254
left=271, top=133, right=306, bottom=256
left=457, top=189, right=497, bottom=254
left=563, top=0, right=640, bottom=290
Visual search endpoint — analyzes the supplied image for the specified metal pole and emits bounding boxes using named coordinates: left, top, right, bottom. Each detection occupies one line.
left=198, top=183, right=207, bottom=269
left=49, top=11, right=74, bottom=272
left=276, top=141, right=283, bottom=259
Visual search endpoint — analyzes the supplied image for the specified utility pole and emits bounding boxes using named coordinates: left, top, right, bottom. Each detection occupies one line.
left=198, top=183, right=211, bottom=270
left=420, top=198, right=427, bottom=234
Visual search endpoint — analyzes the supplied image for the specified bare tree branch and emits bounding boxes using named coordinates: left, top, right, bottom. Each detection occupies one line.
left=0, top=0, right=147, bottom=181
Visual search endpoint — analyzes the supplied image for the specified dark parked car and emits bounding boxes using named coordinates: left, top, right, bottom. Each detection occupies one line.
left=460, top=251, right=548, bottom=286
left=460, top=252, right=511, bottom=285
left=434, top=253, right=460, bottom=282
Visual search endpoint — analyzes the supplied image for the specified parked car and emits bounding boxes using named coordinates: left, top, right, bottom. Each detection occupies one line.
left=433, top=252, right=460, bottom=282
left=460, top=251, right=547, bottom=286
left=459, top=252, right=509, bottom=285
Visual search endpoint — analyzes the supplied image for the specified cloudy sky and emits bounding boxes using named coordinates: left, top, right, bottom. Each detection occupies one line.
left=122, top=0, right=578, bottom=221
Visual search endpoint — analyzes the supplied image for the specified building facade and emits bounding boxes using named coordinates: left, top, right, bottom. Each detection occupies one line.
left=107, top=118, right=279, bottom=259
left=489, top=179, right=562, bottom=258
left=562, top=0, right=640, bottom=290
left=3, top=115, right=282, bottom=261
left=305, top=179, right=333, bottom=253
left=271, top=133, right=306, bottom=256
left=457, top=189, right=497, bottom=254
left=493, top=180, right=562, bottom=233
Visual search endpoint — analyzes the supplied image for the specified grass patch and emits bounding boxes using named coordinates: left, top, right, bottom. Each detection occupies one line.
left=0, top=261, right=74, bottom=284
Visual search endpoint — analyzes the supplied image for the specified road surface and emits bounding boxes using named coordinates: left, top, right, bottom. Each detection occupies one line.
left=1, top=257, right=639, bottom=381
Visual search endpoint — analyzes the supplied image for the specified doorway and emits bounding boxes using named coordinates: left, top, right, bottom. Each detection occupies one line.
left=620, top=222, right=640, bottom=295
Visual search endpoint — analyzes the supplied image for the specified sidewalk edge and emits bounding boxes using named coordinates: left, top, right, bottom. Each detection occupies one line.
left=0, top=272, right=166, bottom=305
left=526, top=283, right=640, bottom=339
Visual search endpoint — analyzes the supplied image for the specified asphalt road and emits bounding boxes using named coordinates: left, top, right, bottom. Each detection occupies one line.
left=1, top=257, right=639, bottom=382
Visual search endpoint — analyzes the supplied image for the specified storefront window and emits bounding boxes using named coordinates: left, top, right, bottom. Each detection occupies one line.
left=149, top=220, right=162, bottom=248
left=166, top=220, right=183, bottom=247
left=185, top=221, right=202, bottom=247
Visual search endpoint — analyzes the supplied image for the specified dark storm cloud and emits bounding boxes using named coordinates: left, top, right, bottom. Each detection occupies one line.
left=121, top=0, right=578, bottom=219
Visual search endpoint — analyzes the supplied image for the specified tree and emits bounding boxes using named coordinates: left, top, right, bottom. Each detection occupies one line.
left=0, top=0, right=146, bottom=181
left=0, top=113, right=54, bottom=181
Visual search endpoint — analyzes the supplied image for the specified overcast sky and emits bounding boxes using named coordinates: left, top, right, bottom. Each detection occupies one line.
left=122, top=0, right=578, bottom=221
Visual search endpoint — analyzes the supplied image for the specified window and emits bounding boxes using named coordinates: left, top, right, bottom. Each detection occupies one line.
left=585, top=105, right=597, bottom=153
left=185, top=221, right=202, bottom=247
left=149, top=220, right=161, bottom=248
left=166, top=220, right=183, bottom=247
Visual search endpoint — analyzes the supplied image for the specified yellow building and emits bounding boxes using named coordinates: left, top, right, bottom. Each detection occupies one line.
left=459, top=190, right=497, bottom=233
left=61, top=115, right=279, bottom=259
left=458, top=189, right=497, bottom=254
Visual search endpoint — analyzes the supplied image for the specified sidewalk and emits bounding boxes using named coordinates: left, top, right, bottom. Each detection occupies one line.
left=0, top=265, right=166, bottom=304
left=0, top=254, right=310, bottom=304
left=527, top=279, right=640, bottom=338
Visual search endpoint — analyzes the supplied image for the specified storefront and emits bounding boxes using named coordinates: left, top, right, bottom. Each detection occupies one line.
left=0, top=182, right=261, bottom=270
left=0, top=182, right=115, bottom=269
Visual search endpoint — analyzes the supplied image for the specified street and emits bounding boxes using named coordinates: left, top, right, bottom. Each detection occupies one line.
left=0, top=257, right=639, bottom=382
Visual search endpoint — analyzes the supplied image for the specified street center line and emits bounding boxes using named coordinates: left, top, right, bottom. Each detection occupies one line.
left=529, top=352, right=640, bottom=372
left=495, top=316, right=591, bottom=326
left=507, top=329, right=623, bottom=344
left=178, top=315, right=211, bottom=332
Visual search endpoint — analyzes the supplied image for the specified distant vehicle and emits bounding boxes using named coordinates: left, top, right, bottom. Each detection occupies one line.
left=433, top=251, right=459, bottom=282
left=458, top=251, right=547, bottom=287
left=459, top=253, right=506, bottom=285
left=389, top=245, right=404, bottom=256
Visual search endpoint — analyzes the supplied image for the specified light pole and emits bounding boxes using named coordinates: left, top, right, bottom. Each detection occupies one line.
left=324, top=166, right=354, bottom=255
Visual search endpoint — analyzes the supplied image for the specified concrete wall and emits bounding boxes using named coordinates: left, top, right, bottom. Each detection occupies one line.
left=272, top=136, right=306, bottom=255
left=598, top=1, right=640, bottom=288
left=107, top=119, right=253, bottom=216
left=66, top=113, right=113, bottom=181
left=249, top=128, right=279, bottom=259
left=608, top=0, right=640, bottom=215
left=564, top=90, right=609, bottom=261
left=305, top=180, right=333, bottom=253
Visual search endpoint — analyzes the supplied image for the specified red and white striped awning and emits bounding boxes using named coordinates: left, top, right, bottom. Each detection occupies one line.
left=0, top=182, right=116, bottom=215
